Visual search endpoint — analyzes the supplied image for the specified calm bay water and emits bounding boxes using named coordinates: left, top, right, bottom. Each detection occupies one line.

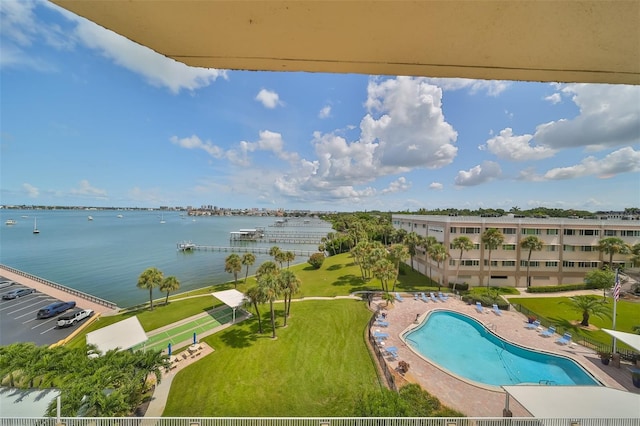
left=0, top=210, right=330, bottom=307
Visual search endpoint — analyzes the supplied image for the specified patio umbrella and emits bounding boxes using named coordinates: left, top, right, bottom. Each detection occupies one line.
left=193, top=332, right=197, bottom=345
left=168, top=343, right=172, bottom=357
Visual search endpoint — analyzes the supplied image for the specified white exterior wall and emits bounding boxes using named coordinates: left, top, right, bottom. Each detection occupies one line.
left=393, top=215, right=640, bottom=288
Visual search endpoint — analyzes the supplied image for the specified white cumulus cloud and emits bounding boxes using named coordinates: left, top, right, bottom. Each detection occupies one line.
left=481, top=128, right=557, bottom=161
left=255, top=89, right=283, bottom=109
left=541, top=147, right=640, bottom=180
left=425, top=78, right=510, bottom=96
left=170, top=135, right=224, bottom=158
left=381, top=177, right=410, bottom=194
left=22, top=183, right=39, bottom=198
left=429, top=182, right=443, bottom=190
left=70, top=180, right=107, bottom=197
left=318, top=105, right=331, bottom=119
left=544, top=93, right=562, bottom=104
left=455, top=161, right=502, bottom=186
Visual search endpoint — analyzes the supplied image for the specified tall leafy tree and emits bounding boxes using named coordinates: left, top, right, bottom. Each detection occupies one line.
left=585, top=268, right=615, bottom=298
left=224, top=253, right=243, bottom=288
left=245, top=285, right=265, bottom=334
left=269, top=245, right=282, bottom=261
left=283, top=251, right=296, bottom=268
left=137, top=267, right=163, bottom=310
left=631, top=242, right=640, bottom=267
left=278, top=269, right=301, bottom=325
left=561, top=295, right=612, bottom=327
left=372, top=259, right=397, bottom=293
left=429, top=243, right=449, bottom=291
left=597, top=237, right=631, bottom=269
left=520, top=235, right=543, bottom=287
left=257, top=269, right=281, bottom=338
left=404, top=232, right=421, bottom=271
left=421, top=236, right=437, bottom=286
left=481, top=228, right=504, bottom=288
left=241, top=252, right=256, bottom=283
left=159, top=275, right=181, bottom=305
left=452, top=236, right=473, bottom=292
left=388, top=243, right=409, bottom=291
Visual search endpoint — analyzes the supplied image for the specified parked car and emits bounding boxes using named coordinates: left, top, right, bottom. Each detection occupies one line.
left=37, top=301, right=76, bottom=319
left=57, top=308, right=94, bottom=327
left=0, top=280, right=16, bottom=290
left=2, top=288, right=35, bottom=300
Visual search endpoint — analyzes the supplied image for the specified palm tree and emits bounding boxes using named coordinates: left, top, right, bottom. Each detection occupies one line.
left=404, top=232, right=421, bottom=271
left=481, top=228, right=504, bottom=288
left=257, top=270, right=281, bottom=338
left=159, top=275, right=180, bottom=305
left=631, top=242, right=640, bottom=267
left=241, top=252, right=256, bottom=283
left=520, top=235, right=543, bottom=288
left=137, top=267, right=163, bottom=310
left=597, top=237, right=631, bottom=269
left=275, top=251, right=287, bottom=268
left=245, top=285, right=265, bottom=334
left=429, top=243, right=449, bottom=291
left=561, top=295, right=612, bottom=327
left=388, top=243, right=409, bottom=291
left=224, top=253, right=243, bottom=288
left=269, top=245, right=282, bottom=261
left=452, top=236, right=473, bottom=292
left=256, top=260, right=279, bottom=279
left=421, top=236, right=437, bottom=285
left=278, top=269, right=301, bottom=325
left=372, top=259, right=397, bottom=293
left=284, top=251, right=296, bottom=268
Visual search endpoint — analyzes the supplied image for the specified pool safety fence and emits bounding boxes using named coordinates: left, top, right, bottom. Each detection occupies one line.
left=1, top=418, right=638, bottom=426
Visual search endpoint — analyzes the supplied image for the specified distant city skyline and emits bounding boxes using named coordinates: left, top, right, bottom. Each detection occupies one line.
left=1, top=1, right=639, bottom=211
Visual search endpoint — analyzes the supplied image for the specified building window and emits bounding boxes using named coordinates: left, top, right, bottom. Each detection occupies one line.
left=563, top=245, right=575, bottom=251
left=621, top=230, right=640, bottom=237
left=483, top=260, right=498, bottom=267
left=450, top=227, right=457, bottom=233
left=578, top=261, right=599, bottom=268
left=502, top=260, right=516, bottom=266
left=579, top=229, right=599, bottom=236
left=520, top=260, right=539, bottom=267
left=604, top=230, right=617, bottom=236
left=462, top=260, right=479, bottom=266
left=449, top=259, right=456, bottom=266
left=563, top=261, right=576, bottom=267
left=491, top=276, right=508, bottom=280
left=461, top=227, right=481, bottom=234
left=581, top=246, right=595, bottom=252
left=502, top=244, right=516, bottom=251
left=544, top=245, right=557, bottom=252
left=473, top=244, right=481, bottom=250
left=522, top=228, right=541, bottom=235
left=423, top=224, right=426, bottom=228
left=503, top=228, right=516, bottom=234
left=563, top=229, right=577, bottom=236
left=546, top=229, right=559, bottom=235
left=545, top=261, right=558, bottom=267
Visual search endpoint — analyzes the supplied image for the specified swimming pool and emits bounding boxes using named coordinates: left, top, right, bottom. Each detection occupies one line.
left=403, top=310, right=600, bottom=387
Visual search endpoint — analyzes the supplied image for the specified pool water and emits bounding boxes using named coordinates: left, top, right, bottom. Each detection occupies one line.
left=403, top=310, right=600, bottom=387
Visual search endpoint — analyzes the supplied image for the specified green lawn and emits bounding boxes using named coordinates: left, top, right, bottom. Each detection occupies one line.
left=508, top=296, right=639, bottom=347
left=163, top=298, right=380, bottom=416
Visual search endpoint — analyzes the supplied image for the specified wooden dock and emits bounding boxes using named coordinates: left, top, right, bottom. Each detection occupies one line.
left=177, top=245, right=317, bottom=256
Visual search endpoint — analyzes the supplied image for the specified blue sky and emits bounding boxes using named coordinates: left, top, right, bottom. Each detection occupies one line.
left=1, top=1, right=639, bottom=212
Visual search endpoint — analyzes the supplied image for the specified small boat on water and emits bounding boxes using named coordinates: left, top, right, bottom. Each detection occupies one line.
left=160, top=213, right=165, bottom=224
left=117, top=214, right=123, bottom=218
left=5, top=219, right=17, bottom=225
left=33, top=218, right=40, bottom=234
left=177, top=241, right=196, bottom=251
left=88, top=215, right=94, bottom=221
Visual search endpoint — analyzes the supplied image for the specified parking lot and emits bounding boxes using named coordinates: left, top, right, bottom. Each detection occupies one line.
left=0, top=277, right=91, bottom=346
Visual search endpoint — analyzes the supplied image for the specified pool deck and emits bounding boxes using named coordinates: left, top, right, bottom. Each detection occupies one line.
left=371, top=293, right=639, bottom=417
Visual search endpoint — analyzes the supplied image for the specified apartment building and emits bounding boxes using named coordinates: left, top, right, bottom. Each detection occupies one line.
left=393, top=214, right=640, bottom=288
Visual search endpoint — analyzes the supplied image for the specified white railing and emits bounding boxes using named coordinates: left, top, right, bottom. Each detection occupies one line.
left=0, top=418, right=638, bottom=426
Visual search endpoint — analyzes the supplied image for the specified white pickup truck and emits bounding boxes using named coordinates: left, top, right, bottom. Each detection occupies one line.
left=56, top=308, right=94, bottom=328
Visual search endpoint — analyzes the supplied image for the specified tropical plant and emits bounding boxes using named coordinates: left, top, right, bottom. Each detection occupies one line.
left=388, top=243, right=409, bottom=291
left=269, top=246, right=282, bottom=261
left=257, top=269, right=281, bottom=338
left=137, top=267, right=164, bottom=310
left=481, top=228, right=504, bottom=288
left=421, top=236, right=437, bottom=285
left=404, top=232, right=421, bottom=271
left=224, top=253, right=243, bottom=288
left=585, top=268, right=615, bottom=298
left=560, top=295, right=612, bottom=327
left=256, top=260, right=279, bottom=279
left=597, top=237, right=632, bottom=269
left=307, top=252, right=325, bottom=269
left=283, top=251, right=296, bottom=268
left=451, top=236, right=473, bottom=292
left=279, top=269, right=301, bottom=325
left=245, top=285, right=265, bottom=334
left=159, top=275, right=181, bottom=305
left=429, top=243, right=449, bottom=291
left=241, top=252, right=256, bottom=283
left=520, top=235, right=543, bottom=288
left=372, top=259, right=397, bottom=293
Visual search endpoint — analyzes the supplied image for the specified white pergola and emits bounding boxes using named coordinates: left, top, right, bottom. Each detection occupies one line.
left=86, top=316, right=147, bottom=353
left=502, top=385, right=640, bottom=418
left=212, top=289, right=246, bottom=324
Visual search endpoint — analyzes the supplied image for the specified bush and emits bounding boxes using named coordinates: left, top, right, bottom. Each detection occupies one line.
left=307, top=252, right=325, bottom=269
left=527, top=284, right=586, bottom=293
left=448, top=282, right=469, bottom=291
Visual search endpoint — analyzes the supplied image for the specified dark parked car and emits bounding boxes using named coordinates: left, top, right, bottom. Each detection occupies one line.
left=37, top=301, right=76, bottom=319
left=57, top=308, right=93, bottom=327
left=2, top=288, right=35, bottom=300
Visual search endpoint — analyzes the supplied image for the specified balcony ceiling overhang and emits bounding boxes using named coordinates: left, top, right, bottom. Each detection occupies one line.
left=52, top=1, right=640, bottom=85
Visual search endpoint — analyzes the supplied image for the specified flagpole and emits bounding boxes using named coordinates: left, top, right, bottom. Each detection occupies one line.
left=612, top=268, right=619, bottom=353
